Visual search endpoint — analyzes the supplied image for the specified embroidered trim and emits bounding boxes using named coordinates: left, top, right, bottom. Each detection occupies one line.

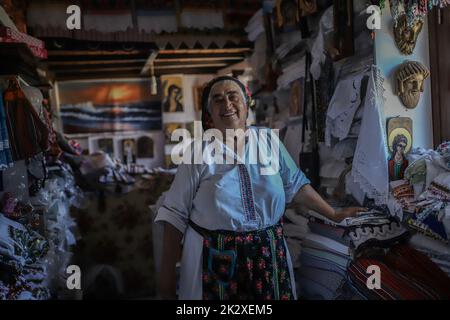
left=237, top=164, right=257, bottom=222
left=268, top=229, right=280, bottom=300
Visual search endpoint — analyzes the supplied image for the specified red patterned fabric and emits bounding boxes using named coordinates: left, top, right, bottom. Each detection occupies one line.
left=349, top=244, right=450, bottom=300
left=384, top=244, right=450, bottom=299
left=348, top=258, right=439, bottom=300
left=3, top=81, right=50, bottom=161
left=0, top=26, right=47, bottom=58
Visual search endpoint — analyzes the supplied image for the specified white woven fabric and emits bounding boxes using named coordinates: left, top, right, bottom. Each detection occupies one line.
left=350, top=66, right=389, bottom=205
left=325, top=73, right=365, bottom=146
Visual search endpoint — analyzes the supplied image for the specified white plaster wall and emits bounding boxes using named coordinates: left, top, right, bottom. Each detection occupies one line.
left=375, top=5, right=433, bottom=149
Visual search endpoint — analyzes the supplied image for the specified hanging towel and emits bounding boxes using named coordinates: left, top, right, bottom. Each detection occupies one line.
left=350, top=66, right=389, bottom=205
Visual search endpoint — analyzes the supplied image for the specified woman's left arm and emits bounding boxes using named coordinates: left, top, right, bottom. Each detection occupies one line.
left=292, top=184, right=367, bottom=223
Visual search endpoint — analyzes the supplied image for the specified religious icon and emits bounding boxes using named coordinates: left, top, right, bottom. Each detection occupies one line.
left=387, top=117, right=413, bottom=181
left=161, top=75, right=184, bottom=112
left=395, top=60, right=430, bottom=109
left=164, top=123, right=184, bottom=145
left=122, top=139, right=136, bottom=164
left=289, top=79, right=302, bottom=117
left=394, top=14, right=424, bottom=56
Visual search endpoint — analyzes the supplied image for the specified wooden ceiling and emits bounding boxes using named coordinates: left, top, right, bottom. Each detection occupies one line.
left=29, top=0, right=258, bottom=81
left=44, top=45, right=252, bottom=81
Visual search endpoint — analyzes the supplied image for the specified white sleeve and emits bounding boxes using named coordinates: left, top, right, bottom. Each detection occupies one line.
left=154, top=163, right=202, bottom=234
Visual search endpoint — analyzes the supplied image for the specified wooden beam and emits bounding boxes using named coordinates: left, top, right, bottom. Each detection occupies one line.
left=55, top=66, right=143, bottom=73
left=158, top=48, right=252, bottom=55
left=155, top=63, right=228, bottom=69
left=55, top=63, right=227, bottom=74
left=54, top=67, right=221, bottom=81
left=47, top=50, right=148, bottom=56
left=155, top=56, right=243, bottom=63
left=48, top=59, right=147, bottom=66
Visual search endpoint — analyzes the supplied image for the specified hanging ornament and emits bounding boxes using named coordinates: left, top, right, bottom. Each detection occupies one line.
left=390, top=0, right=449, bottom=28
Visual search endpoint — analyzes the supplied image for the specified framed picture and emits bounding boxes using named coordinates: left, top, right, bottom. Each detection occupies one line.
left=122, top=138, right=137, bottom=164
left=58, top=79, right=162, bottom=134
left=387, top=117, right=413, bottom=181
left=161, top=75, right=184, bottom=113
left=164, top=123, right=185, bottom=145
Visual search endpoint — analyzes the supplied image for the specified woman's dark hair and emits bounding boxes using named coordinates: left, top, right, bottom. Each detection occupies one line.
left=200, top=76, right=250, bottom=131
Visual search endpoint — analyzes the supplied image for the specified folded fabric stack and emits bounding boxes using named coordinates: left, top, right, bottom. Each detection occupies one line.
left=396, top=170, right=450, bottom=243
left=426, top=172, right=450, bottom=202
left=292, top=209, right=412, bottom=300
left=391, top=180, right=416, bottom=207
left=296, top=221, right=362, bottom=300
left=403, top=164, right=450, bottom=274
left=407, top=207, right=448, bottom=243
left=385, top=144, right=450, bottom=266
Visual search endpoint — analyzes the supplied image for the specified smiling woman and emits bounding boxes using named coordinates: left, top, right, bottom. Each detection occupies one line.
left=155, top=76, right=365, bottom=300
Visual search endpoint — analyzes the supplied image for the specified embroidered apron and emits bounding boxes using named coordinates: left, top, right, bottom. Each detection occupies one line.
left=190, top=221, right=294, bottom=300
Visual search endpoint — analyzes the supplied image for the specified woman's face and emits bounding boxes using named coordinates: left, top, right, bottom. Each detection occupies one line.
left=208, top=81, right=247, bottom=132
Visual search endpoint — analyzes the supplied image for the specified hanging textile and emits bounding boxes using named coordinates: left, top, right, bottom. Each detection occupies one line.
left=3, top=80, right=50, bottom=161
left=0, top=90, right=14, bottom=170
left=390, top=0, right=450, bottom=28
left=349, top=66, right=389, bottom=205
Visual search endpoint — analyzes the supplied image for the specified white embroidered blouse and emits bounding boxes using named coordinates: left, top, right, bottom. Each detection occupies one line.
left=155, top=126, right=310, bottom=299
